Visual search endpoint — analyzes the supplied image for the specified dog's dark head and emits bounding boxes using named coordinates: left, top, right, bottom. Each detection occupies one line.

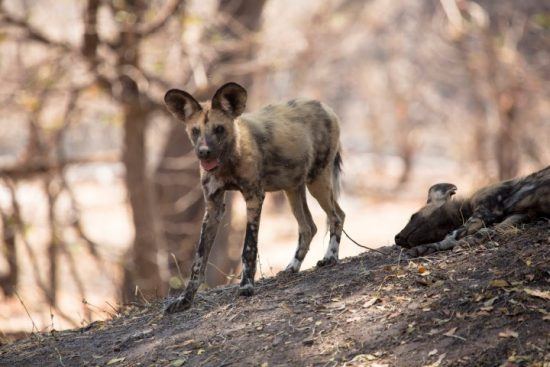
left=164, top=82, right=247, bottom=172
left=395, top=183, right=466, bottom=248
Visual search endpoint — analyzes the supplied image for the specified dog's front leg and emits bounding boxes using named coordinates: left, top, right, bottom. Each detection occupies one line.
left=164, top=189, right=225, bottom=313
left=239, top=190, right=265, bottom=296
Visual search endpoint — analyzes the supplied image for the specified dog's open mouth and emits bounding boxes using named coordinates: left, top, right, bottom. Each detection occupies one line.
left=200, top=158, right=220, bottom=171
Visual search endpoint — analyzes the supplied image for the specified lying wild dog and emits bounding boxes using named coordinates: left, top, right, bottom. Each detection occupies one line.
left=163, top=82, right=345, bottom=313
left=395, top=165, right=550, bottom=256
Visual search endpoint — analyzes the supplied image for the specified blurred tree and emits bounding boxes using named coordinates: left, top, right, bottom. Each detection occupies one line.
left=440, top=0, right=544, bottom=180
left=0, top=0, right=269, bottom=305
left=0, top=208, right=17, bottom=297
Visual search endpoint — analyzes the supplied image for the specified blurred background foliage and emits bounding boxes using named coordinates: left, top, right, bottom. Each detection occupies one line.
left=0, top=0, right=548, bottom=336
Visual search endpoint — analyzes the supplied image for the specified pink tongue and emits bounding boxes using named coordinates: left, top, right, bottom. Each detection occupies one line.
left=200, top=159, right=219, bottom=171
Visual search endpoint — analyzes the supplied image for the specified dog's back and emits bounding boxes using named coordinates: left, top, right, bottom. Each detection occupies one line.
left=470, top=165, right=550, bottom=217
left=238, top=99, right=341, bottom=192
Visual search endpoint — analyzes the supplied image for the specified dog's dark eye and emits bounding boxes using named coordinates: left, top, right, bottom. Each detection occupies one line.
left=191, top=127, right=200, bottom=138
left=214, top=125, right=225, bottom=135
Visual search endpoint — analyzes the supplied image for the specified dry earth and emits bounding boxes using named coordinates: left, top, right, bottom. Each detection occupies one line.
left=1, top=220, right=549, bottom=367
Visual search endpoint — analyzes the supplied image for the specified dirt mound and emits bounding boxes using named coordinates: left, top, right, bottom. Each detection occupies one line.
left=1, top=221, right=549, bottom=367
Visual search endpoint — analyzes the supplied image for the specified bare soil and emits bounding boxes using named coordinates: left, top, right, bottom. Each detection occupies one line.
left=1, top=220, right=549, bottom=367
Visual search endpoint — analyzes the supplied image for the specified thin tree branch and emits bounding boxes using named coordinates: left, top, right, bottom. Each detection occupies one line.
left=136, top=0, right=185, bottom=37
left=82, top=0, right=101, bottom=63
left=2, top=178, right=50, bottom=296
left=0, top=153, right=119, bottom=180
left=58, top=240, right=92, bottom=322
left=0, top=7, right=73, bottom=51
left=44, top=175, right=61, bottom=306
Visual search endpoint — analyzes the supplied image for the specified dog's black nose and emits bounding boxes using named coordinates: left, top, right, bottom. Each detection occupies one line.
left=197, top=146, right=211, bottom=159
left=395, top=234, right=406, bottom=247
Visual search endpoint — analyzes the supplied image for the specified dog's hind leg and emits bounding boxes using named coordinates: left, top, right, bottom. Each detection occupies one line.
left=307, top=168, right=345, bottom=267
left=283, top=185, right=317, bottom=273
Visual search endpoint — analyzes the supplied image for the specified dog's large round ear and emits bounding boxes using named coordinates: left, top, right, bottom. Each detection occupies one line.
left=211, top=82, right=247, bottom=118
left=164, top=89, right=202, bottom=121
left=427, top=183, right=457, bottom=205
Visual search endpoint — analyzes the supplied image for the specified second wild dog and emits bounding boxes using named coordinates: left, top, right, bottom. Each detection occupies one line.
left=163, top=82, right=345, bottom=313
left=395, top=165, right=550, bottom=255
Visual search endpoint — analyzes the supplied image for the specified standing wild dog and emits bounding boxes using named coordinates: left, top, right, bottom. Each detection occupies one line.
left=163, top=82, right=345, bottom=313
left=395, top=165, right=550, bottom=256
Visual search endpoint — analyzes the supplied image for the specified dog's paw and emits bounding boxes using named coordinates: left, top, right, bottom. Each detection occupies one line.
left=317, top=257, right=338, bottom=267
left=239, top=283, right=254, bottom=296
left=278, top=268, right=296, bottom=277
left=406, top=246, right=424, bottom=257
left=280, top=259, right=301, bottom=275
left=164, top=296, right=192, bottom=314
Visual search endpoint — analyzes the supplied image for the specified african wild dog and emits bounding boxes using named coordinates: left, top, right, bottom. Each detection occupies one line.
left=163, top=82, right=345, bottom=313
left=395, top=165, right=550, bottom=256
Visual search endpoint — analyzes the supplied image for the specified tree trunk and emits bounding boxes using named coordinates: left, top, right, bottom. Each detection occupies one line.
left=0, top=210, right=17, bottom=297
left=120, top=75, right=164, bottom=301
left=119, top=0, right=164, bottom=300
left=45, top=177, right=60, bottom=305
left=495, top=90, right=520, bottom=180
left=155, top=126, right=204, bottom=287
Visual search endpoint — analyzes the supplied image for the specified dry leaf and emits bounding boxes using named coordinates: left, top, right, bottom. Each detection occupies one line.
left=434, top=318, right=450, bottom=325
left=484, top=297, right=498, bottom=307
left=388, top=311, right=401, bottom=319
left=424, top=353, right=446, bottom=367
left=498, top=329, right=518, bottom=338
left=363, top=297, right=379, bottom=308
left=351, top=354, right=377, bottom=362
left=107, top=357, right=126, bottom=365
left=524, top=288, right=550, bottom=300
left=444, top=328, right=456, bottom=336
left=346, top=316, right=361, bottom=323
left=281, top=303, right=293, bottom=313
left=329, top=303, right=346, bottom=311
left=489, top=279, right=509, bottom=287
left=171, top=359, right=186, bottom=367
